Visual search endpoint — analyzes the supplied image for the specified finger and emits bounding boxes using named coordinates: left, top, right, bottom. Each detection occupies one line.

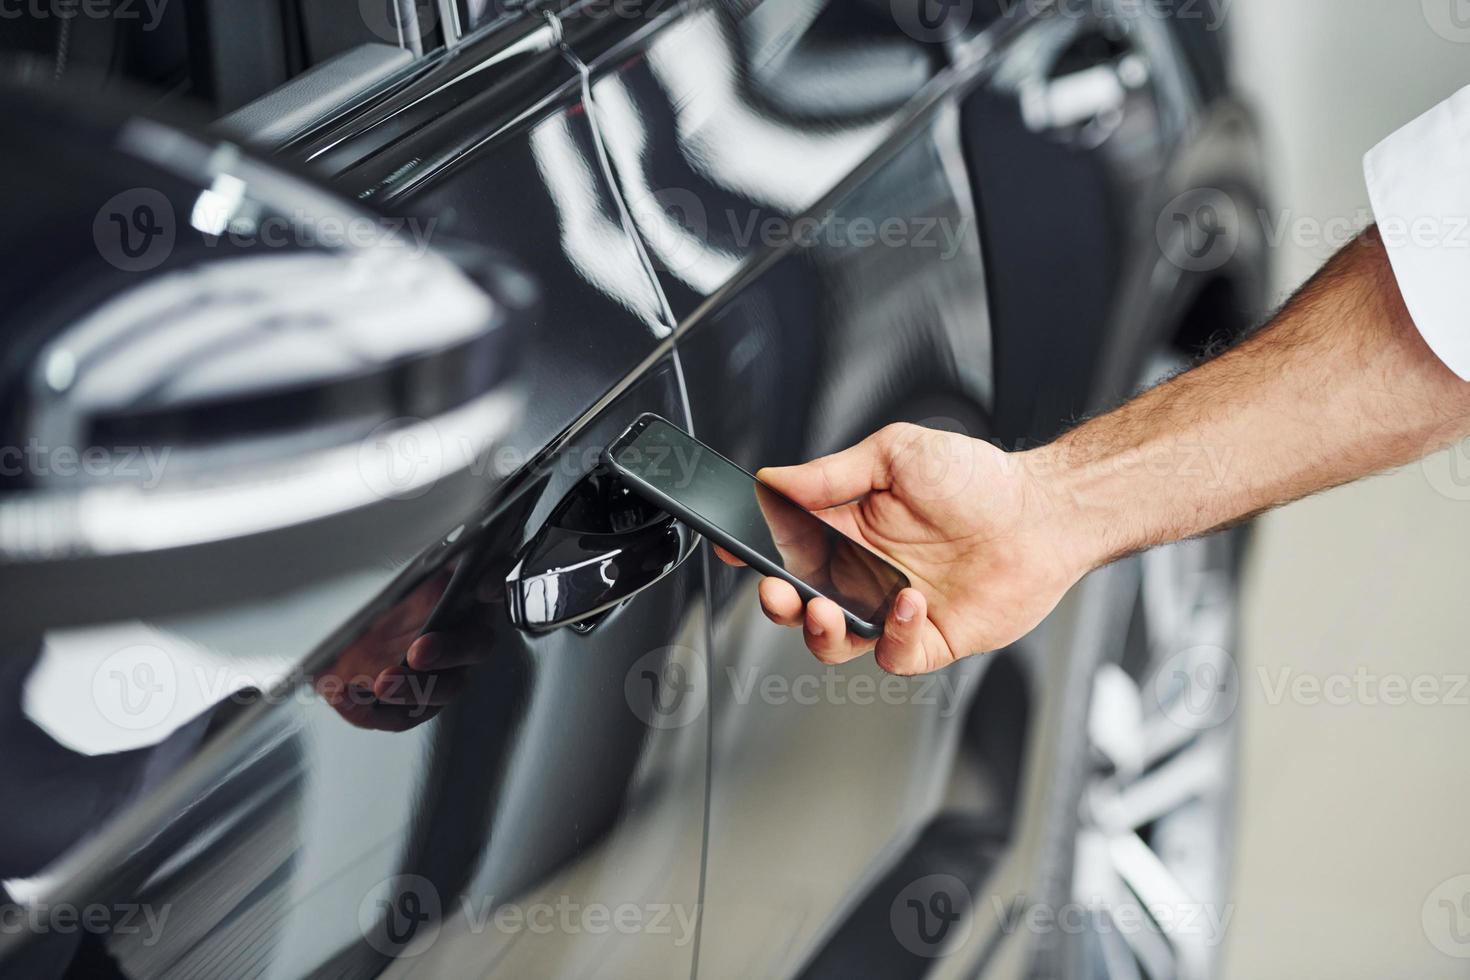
left=873, top=588, right=928, bottom=676
left=332, top=699, right=444, bottom=733
left=406, top=631, right=483, bottom=672
left=805, top=596, right=864, bottom=664
left=758, top=576, right=805, bottom=626
left=374, top=666, right=418, bottom=704
left=376, top=568, right=454, bottom=641
left=756, top=425, right=911, bottom=510
left=712, top=544, right=746, bottom=567
left=374, top=665, right=470, bottom=706
left=753, top=483, right=831, bottom=582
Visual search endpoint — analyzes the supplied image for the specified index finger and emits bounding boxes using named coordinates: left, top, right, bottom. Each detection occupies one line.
left=713, top=544, right=746, bottom=567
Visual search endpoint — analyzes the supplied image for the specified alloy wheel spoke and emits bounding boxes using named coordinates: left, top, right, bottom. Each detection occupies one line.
left=1073, top=520, right=1240, bottom=980
left=1090, top=735, right=1225, bottom=835
left=1108, top=832, right=1214, bottom=980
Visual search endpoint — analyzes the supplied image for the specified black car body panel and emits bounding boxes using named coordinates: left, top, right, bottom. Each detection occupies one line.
left=0, top=1, right=1268, bottom=977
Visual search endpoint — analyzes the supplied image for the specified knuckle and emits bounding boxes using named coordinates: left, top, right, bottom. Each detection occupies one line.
left=809, top=644, right=842, bottom=665
left=873, top=648, right=909, bottom=676
left=877, top=422, right=919, bottom=446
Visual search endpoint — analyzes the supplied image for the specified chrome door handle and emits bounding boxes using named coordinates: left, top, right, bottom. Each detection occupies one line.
left=506, top=467, right=696, bottom=633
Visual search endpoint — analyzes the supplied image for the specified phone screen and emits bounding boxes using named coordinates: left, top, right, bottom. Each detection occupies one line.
left=608, top=417, right=908, bottom=627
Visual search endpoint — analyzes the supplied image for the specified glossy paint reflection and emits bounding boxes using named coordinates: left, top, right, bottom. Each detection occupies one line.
left=668, top=107, right=995, bottom=980
left=0, top=27, right=707, bottom=974
left=569, top=2, right=942, bottom=317
left=0, top=0, right=1271, bottom=976
left=2, top=363, right=707, bottom=980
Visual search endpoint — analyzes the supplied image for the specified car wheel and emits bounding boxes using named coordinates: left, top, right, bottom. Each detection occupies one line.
left=1057, top=350, right=1246, bottom=980
left=1066, top=521, right=1244, bottom=980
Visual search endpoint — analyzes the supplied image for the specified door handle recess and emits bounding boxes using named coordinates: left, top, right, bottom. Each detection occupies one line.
left=506, top=468, right=696, bottom=633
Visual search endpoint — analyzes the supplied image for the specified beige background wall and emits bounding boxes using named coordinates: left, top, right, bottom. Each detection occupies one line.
left=1223, top=3, right=1470, bottom=976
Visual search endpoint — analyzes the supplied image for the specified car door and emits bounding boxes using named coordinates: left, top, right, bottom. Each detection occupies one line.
left=565, top=3, right=1266, bottom=978
left=555, top=1, right=1003, bottom=975
left=0, top=6, right=709, bottom=979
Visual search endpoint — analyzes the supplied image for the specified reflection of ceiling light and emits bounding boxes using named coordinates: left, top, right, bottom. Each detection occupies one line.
left=43, top=349, right=76, bottom=393
left=528, top=113, right=669, bottom=336
left=647, top=10, right=890, bottom=214
left=189, top=173, right=249, bottom=237
left=592, top=77, right=740, bottom=294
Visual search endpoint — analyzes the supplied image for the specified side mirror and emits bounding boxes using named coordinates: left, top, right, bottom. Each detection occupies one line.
left=0, top=84, right=535, bottom=632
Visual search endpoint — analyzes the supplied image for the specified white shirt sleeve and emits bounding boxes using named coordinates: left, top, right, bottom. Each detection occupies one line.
left=1363, top=85, right=1470, bottom=381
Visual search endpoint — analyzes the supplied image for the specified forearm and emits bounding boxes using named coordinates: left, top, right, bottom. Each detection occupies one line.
left=1029, top=227, right=1470, bottom=573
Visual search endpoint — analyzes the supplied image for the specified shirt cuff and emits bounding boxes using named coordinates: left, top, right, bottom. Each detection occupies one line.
left=1364, top=84, right=1470, bottom=381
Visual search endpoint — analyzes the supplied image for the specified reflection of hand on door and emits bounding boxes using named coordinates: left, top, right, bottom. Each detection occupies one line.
left=315, top=568, right=486, bottom=732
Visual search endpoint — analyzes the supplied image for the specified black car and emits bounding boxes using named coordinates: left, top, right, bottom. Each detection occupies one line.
left=0, top=1, right=1267, bottom=977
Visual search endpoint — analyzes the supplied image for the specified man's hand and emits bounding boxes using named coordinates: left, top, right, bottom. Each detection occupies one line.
left=717, top=423, right=1087, bottom=675
left=728, top=231, right=1470, bottom=677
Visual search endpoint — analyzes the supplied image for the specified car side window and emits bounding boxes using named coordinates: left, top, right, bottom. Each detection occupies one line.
left=302, top=0, right=449, bottom=64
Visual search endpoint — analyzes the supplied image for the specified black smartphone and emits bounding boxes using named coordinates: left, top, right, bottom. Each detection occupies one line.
left=603, top=414, right=909, bottom=639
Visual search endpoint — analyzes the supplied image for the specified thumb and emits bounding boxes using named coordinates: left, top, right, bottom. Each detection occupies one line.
left=757, top=424, right=909, bottom=510
left=873, top=588, right=929, bottom=676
